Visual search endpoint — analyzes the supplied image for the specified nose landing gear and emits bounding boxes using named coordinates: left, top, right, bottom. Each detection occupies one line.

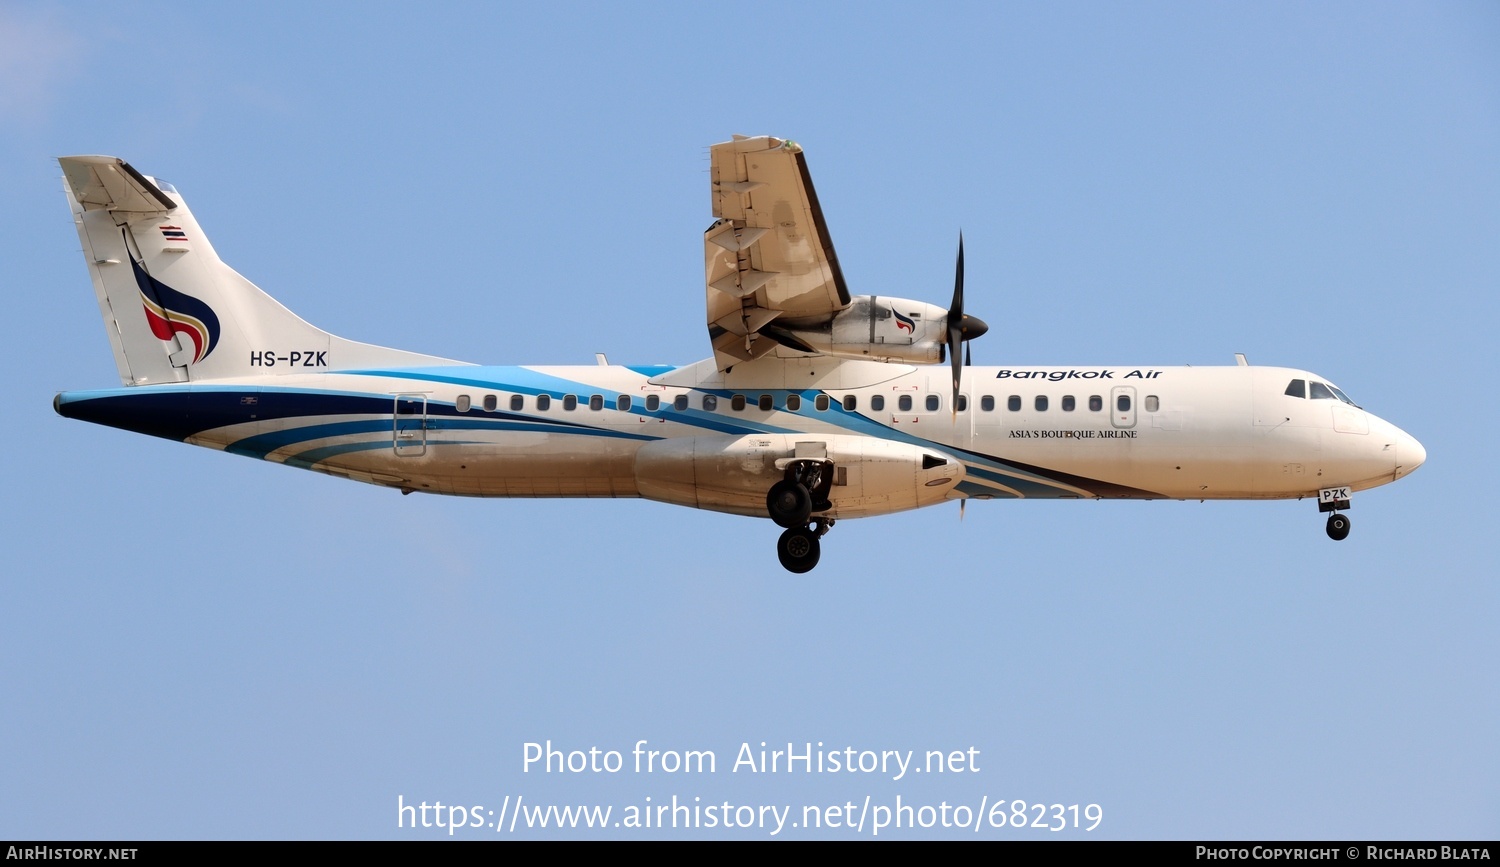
left=1318, top=486, right=1352, bottom=541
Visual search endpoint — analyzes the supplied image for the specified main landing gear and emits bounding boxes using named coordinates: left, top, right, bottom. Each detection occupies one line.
left=1318, top=486, right=1352, bottom=541
left=768, top=459, right=835, bottom=573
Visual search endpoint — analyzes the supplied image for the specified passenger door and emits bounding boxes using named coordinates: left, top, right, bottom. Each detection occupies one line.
left=393, top=394, right=427, bottom=456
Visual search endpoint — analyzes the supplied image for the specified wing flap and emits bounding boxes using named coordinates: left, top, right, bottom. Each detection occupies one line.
left=705, top=136, right=850, bottom=369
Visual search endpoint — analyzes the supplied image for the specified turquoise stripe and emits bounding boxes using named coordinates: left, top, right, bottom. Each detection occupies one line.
left=177, top=365, right=1119, bottom=498
left=954, top=480, right=1020, bottom=500
left=284, top=439, right=393, bottom=468
left=961, top=463, right=1082, bottom=498
left=227, top=420, right=389, bottom=458
left=344, top=367, right=800, bottom=436
left=229, top=416, right=661, bottom=460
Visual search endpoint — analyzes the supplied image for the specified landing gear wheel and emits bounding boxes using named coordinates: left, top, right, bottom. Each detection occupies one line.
left=767, top=480, right=813, bottom=529
left=776, top=526, right=821, bottom=573
left=1326, top=512, right=1351, bottom=541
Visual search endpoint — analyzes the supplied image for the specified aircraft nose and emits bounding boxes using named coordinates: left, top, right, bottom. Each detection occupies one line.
left=1398, top=430, right=1426, bottom=478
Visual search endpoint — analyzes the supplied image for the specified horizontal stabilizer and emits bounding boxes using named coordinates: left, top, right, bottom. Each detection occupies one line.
left=60, top=156, right=177, bottom=219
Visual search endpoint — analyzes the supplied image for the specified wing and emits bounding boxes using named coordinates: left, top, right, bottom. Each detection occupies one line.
left=706, top=135, right=851, bottom=368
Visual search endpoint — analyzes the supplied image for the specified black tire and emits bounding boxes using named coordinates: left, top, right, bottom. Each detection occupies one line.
left=1326, top=512, right=1351, bottom=541
left=767, top=480, right=813, bottom=529
left=777, top=527, right=821, bottom=573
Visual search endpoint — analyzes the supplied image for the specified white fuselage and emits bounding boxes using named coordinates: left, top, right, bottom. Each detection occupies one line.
left=59, top=357, right=1425, bottom=521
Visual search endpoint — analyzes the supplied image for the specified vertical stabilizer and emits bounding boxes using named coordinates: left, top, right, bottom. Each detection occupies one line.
left=60, top=155, right=463, bottom=385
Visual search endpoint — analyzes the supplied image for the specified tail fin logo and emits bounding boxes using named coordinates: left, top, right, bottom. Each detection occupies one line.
left=131, top=258, right=220, bottom=364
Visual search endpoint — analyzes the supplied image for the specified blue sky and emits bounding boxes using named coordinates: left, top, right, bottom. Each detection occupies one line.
left=2, top=1, right=1496, bottom=839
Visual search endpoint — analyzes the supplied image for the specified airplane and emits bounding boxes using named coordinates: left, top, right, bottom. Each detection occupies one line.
left=53, top=135, right=1425, bottom=573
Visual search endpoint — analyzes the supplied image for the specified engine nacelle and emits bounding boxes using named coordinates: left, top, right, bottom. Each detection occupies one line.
left=634, top=433, right=965, bottom=520
left=773, top=296, right=949, bottom=364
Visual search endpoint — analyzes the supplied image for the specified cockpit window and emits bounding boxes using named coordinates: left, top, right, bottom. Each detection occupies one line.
left=1296, top=377, right=1359, bottom=406
left=1328, top=384, right=1358, bottom=406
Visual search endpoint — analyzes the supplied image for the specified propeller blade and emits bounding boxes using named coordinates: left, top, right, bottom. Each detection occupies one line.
left=949, top=234, right=965, bottom=414
left=950, top=233, right=965, bottom=317
left=950, top=323, right=963, bottom=415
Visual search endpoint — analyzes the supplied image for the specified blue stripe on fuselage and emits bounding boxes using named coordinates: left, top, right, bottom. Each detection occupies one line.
left=58, top=368, right=1161, bottom=498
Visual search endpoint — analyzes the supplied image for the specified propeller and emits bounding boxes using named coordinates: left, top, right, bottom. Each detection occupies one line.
left=946, top=233, right=989, bottom=413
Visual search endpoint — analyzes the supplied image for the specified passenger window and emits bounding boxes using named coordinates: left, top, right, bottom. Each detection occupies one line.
left=957, top=395, right=968, bottom=412
left=1284, top=379, right=1306, bottom=399
left=758, top=394, right=773, bottom=411
left=842, top=395, right=857, bottom=411
left=786, top=394, right=801, bottom=411
left=1309, top=381, right=1335, bottom=400
left=981, top=395, right=995, bottom=412
left=926, top=394, right=940, bottom=412
left=673, top=394, right=688, bottom=411
left=456, top=394, right=471, bottom=413
left=1007, top=395, right=1021, bottom=412
left=483, top=394, right=497, bottom=412
left=731, top=394, right=746, bottom=411
left=898, top=395, right=913, bottom=411
left=563, top=394, right=578, bottom=411
left=645, top=395, right=659, bottom=411
left=617, top=395, right=632, bottom=411
left=1089, top=395, right=1102, bottom=412
left=1144, top=395, right=1159, bottom=412
left=1117, top=394, right=1131, bottom=412
left=587, top=394, right=601, bottom=411
left=1035, top=395, right=1048, bottom=412
left=536, top=394, right=551, bottom=411
left=871, top=395, right=885, bottom=411
left=510, top=395, right=524, bottom=411
left=703, top=394, right=718, bottom=411
left=1062, top=395, right=1075, bottom=412
left=815, top=394, right=829, bottom=411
